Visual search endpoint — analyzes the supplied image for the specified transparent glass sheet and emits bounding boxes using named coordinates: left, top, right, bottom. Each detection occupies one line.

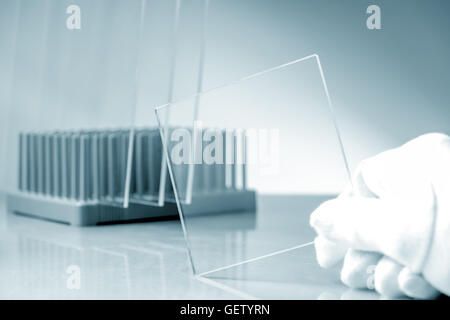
left=156, top=55, right=350, bottom=276
left=133, top=0, right=209, bottom=207
left=3, top=0, right=159, bottom=207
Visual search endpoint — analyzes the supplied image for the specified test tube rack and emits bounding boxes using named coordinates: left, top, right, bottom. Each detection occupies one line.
left=6, top=128, right=255, bottom=226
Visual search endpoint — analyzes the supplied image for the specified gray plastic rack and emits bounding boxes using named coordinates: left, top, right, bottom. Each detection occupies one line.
left=6, top=128, right=255, bottom=226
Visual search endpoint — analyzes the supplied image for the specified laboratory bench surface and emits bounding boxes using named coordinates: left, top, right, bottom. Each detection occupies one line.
left=0, top=193, right=381, bottom=300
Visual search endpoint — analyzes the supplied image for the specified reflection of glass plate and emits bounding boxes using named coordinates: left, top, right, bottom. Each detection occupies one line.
left=199, top=243, right=379, bottom=300
left=184, top=195, right=333, bottom=276
left=156, top=54, right=350, bottom=277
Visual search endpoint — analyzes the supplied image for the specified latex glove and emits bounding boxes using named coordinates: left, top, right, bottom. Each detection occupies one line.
left=314, top=182, right=439, bottom=298
left=310, top=133, right=450, bottom=298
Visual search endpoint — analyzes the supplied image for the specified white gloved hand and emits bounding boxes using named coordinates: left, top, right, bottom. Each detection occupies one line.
left=310, top=133, right=450, bottom=298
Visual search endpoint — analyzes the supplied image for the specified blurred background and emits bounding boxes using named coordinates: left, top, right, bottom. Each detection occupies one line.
left=1, top=0, right=449, bottom=192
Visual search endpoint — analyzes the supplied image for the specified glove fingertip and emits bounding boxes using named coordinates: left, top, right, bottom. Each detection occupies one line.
left=314, top=236, right=346, bottom=268
left=398, top=268, right=440, bottom=300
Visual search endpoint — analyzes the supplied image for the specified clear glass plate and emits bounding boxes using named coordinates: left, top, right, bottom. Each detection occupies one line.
left=3, top=0, right=149, bottom=207
left=155, top=54, right=351, bottom=276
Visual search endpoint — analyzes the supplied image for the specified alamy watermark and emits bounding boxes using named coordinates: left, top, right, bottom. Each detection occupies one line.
left=66, top=264, right=81, bottom=290
left=167, top=121, right=280, bottom=176
left=366, top=5, right=381, bottom=30
left=66, top=5, right=81, bottom=30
